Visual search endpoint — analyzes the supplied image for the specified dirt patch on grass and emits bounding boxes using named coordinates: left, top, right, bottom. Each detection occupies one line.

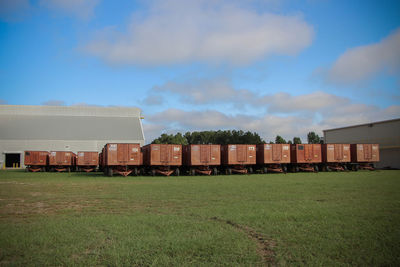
left=211, top=216, right=276, bottom=266
left=0, top=200, right=101, bottom=217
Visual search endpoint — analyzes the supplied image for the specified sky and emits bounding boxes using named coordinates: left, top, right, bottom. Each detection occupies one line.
left=0, top=0, right=399, bottom=143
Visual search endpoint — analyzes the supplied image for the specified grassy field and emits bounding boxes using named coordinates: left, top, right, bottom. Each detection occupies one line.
left=0, top=170, right=399, bottom=266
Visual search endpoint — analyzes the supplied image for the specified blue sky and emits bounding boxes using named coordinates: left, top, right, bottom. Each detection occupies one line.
left=0, top=0, right=399, bottom=143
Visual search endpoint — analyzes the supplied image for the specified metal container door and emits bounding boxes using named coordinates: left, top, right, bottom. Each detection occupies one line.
left=272, top=144, right=282, bottom=161
left=364, top=144, right=372, bottom=160
left=304, top=145, right=312, bottom=161
left=334, top=144, right=343, bottom=161
left=160, top=145, right=169, bottom=163
left=117, top=144, right=128, bottom=163
left=200, top=145, right=211, bottom=164
left=237, top=145, right=246, bottom=163
left=32, top=152, right=39, bottom=164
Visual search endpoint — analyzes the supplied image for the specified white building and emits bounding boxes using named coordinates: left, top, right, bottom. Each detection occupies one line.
left=323, top=118, right=400, bottom=169
left=0, top=105, right=145, bottom=168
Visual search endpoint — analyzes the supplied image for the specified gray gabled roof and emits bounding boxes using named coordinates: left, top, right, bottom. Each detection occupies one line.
left=0, top=105, right=144, bottom=141
left=323, top=118, right=400, bottom=132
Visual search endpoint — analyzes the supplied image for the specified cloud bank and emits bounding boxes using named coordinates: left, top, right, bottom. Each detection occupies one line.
left=326, top=27, right=400, bottom=84
left=85, top=0, right=313, bottom=65
left=142, top=91, right=400, bottom=143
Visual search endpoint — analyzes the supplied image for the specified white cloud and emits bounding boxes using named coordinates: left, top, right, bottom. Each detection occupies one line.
left=84, top=0, right=313, bottom=65
left=40, top=0, right=99, bottom=20
left=144, top=108, right=317, bottom=142
left=142, top=95, right=164, bottom=106
left=153, top=76, right=255, bottom=104
left=143, top=93, right=400, bottom=143
left=260, top=91, right=350, bottom=113
left=42, top=100, right=66, bottom=106
left=326, top=27, right=400, bottom=84
left=150, top=77, right=354, bottom=114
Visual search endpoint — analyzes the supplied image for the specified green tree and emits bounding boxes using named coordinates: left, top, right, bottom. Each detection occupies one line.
left=151, top=130, right=265, bottom=145
left=307, top=132, right=321, bottom=144
left=275, top=135, right=286, bottom=144
left=293, top=137, right=302, bottom=144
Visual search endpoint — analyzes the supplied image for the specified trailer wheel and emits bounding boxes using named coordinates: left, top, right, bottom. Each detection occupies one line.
left=263, top=167, right=268, bottom=174
left=325, top=166, right=330, bottom=172
left=282, top=165, right=287, bottom=173
left=175, top=168, right=180, bottom=176
left=314, top=165, right=319, bottom=172
left=107, top=167, right=113, bottom=177
left=370, top=163, right=374, bottom=170
left=213, top=168, right=218, bottom=176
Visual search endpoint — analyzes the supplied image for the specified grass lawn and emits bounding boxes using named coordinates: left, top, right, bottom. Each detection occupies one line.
left=0, top=170, right=399, bottom=266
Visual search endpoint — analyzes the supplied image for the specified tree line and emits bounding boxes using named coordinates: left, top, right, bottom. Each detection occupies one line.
left=151, top=130, right=322, bottom=145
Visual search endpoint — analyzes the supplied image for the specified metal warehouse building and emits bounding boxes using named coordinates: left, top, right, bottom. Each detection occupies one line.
left=323, top=118, right=400, bottom=169
left=0, top=105, right=145, bottom=168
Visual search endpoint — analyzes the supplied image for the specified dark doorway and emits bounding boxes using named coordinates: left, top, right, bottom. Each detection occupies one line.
left=5, top=153, right=20, bottom=168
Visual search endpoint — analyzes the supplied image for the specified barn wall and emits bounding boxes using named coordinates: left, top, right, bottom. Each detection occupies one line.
left=324, top=119, right=400, bottom=169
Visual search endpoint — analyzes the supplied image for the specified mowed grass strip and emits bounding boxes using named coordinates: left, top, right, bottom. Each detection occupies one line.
left=0, top=170, right=399, bottom=266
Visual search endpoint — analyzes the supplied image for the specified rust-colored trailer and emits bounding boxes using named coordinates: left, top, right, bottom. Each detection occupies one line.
left=321, top=144, right=351, bottom=171
left=102, top=143, right=141, bottom=177
left=24, top=151, right=49, bottom=172
left=142, top=144, right=182, bottom=176
left=256, top=144, right=290, bottom=173
left=350, top=144, right=380, bottom=170
left=76, top=151, right=99, bottom=172
left=48, top=151, right=76, bottom=172
left=221, top=144, right=256, bottom=174
left=290, top=144, right=322, bottom=172
left=183, top=144, right=220, bottom=175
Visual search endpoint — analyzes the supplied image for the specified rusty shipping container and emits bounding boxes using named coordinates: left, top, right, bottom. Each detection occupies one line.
left=256, top=144, right=290, bottom=164
left=76, top=151, right=99, bottom=172
left=103, top=143, right=141, bottom=166
left=183, top=144, right=220, bottom=175
left=142, top=144, right=182, bottom=166
left=48, top=151, right=76, bottom=172
left=102, top=143, right=141, bottom=176
left=291, top=144, right=322, bottom=164
left=322, top=144, right=351, bottom=163
left=24, top=151, right=49, bottom=172
left=142, top=144, right=182, bottom=176
left=183, top=144, right=220, bottom=166
left=221, top=144, right=256, bottom=165
left=256, top=144, right=290, bottom=173
left=351, top=144, right=380, bottom=163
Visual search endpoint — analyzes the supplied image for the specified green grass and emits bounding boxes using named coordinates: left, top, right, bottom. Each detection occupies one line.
left=0, top=170, right=399, bottom=266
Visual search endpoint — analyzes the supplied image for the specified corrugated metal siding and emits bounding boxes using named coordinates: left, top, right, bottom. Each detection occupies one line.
left=0, top=105, right=145, bottom=168
left=0, top=115, right=143, bottom=140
